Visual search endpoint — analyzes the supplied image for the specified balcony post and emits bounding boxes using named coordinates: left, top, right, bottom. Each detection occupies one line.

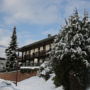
left=17, top=52, right=19, bottom=57
left=50, top=44, right=51, bottom=50
left=22, top=52, right=23, bottom=61
left=38, top=58, right=40, bottom=66
left=25, top=51, right=27, bottom=66
left=29, top=50, right=31, bottom=62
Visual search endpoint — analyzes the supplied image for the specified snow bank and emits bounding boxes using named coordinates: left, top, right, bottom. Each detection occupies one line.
left=17, top=74, right=63, bottom=90
left=0, top=79, right=18, bottom=90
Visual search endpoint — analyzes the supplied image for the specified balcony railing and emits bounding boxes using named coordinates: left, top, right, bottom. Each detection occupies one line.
left=22, top=50, right=47, bottom=60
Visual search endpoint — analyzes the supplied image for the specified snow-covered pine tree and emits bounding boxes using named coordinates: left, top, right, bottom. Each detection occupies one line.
left=50, top=10, right=90, bottom=90
left=5, top=26, right=17, bottom=71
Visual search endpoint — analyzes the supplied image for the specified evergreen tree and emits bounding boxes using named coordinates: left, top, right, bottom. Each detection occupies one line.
left=5, top=26, right=17, bottom=71
left=50, top=10, right=90, bottom=90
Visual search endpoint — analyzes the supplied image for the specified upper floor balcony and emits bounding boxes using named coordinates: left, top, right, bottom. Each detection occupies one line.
left=23, top=50, right=49, bottom=60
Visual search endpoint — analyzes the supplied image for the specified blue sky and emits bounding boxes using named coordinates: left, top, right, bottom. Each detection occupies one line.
left=0, top=0, right=90, bottom=57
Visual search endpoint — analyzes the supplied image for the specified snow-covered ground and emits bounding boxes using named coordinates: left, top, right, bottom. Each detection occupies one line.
left=17, top=75, right=63, bottom=90
left=0, top=75, right=63, bottom=90
left=0, top=79, right=18, bottom=90
left=0, top=75, right=90, bottom=90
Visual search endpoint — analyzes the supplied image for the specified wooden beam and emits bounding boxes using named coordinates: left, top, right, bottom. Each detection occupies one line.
left=22, top=52, right=23, bottom=61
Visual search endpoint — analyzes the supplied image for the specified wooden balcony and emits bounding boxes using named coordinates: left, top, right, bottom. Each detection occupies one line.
left=22, top=50, right=47, bottom=60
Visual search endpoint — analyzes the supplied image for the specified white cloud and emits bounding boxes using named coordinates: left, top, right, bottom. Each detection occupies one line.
left=0, top=29, right=10, bottom=47
left=1, top=0, right=62, bottom=25
left=0, top=28, right=11, bottom=57
left=0, top=0, right=89, bottom=25
left=17, top=30, right=35, bottom=47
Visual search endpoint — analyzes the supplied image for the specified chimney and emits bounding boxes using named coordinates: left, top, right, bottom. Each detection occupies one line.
left=48, top=34, right=51, bottom=38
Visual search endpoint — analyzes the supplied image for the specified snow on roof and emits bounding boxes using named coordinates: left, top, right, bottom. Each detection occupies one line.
left=20, top=66, right=40, bottom=69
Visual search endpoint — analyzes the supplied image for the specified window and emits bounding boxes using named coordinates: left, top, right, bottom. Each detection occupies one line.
left=46, top=44, right=50, bottom=51
left=31, top=49, right=34, bottom=55
left=35, top=48, right=38, bottom=52
left=40, top=46, right=43, bottom=51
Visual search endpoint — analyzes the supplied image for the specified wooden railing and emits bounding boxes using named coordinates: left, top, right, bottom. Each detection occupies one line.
left=23, top=50, right=47, bottom=60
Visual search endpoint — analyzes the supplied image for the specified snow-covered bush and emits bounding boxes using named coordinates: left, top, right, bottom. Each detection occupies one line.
left=39, top=59, right=52, bottom=80
left=50, top=10, right=90, bottom=90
